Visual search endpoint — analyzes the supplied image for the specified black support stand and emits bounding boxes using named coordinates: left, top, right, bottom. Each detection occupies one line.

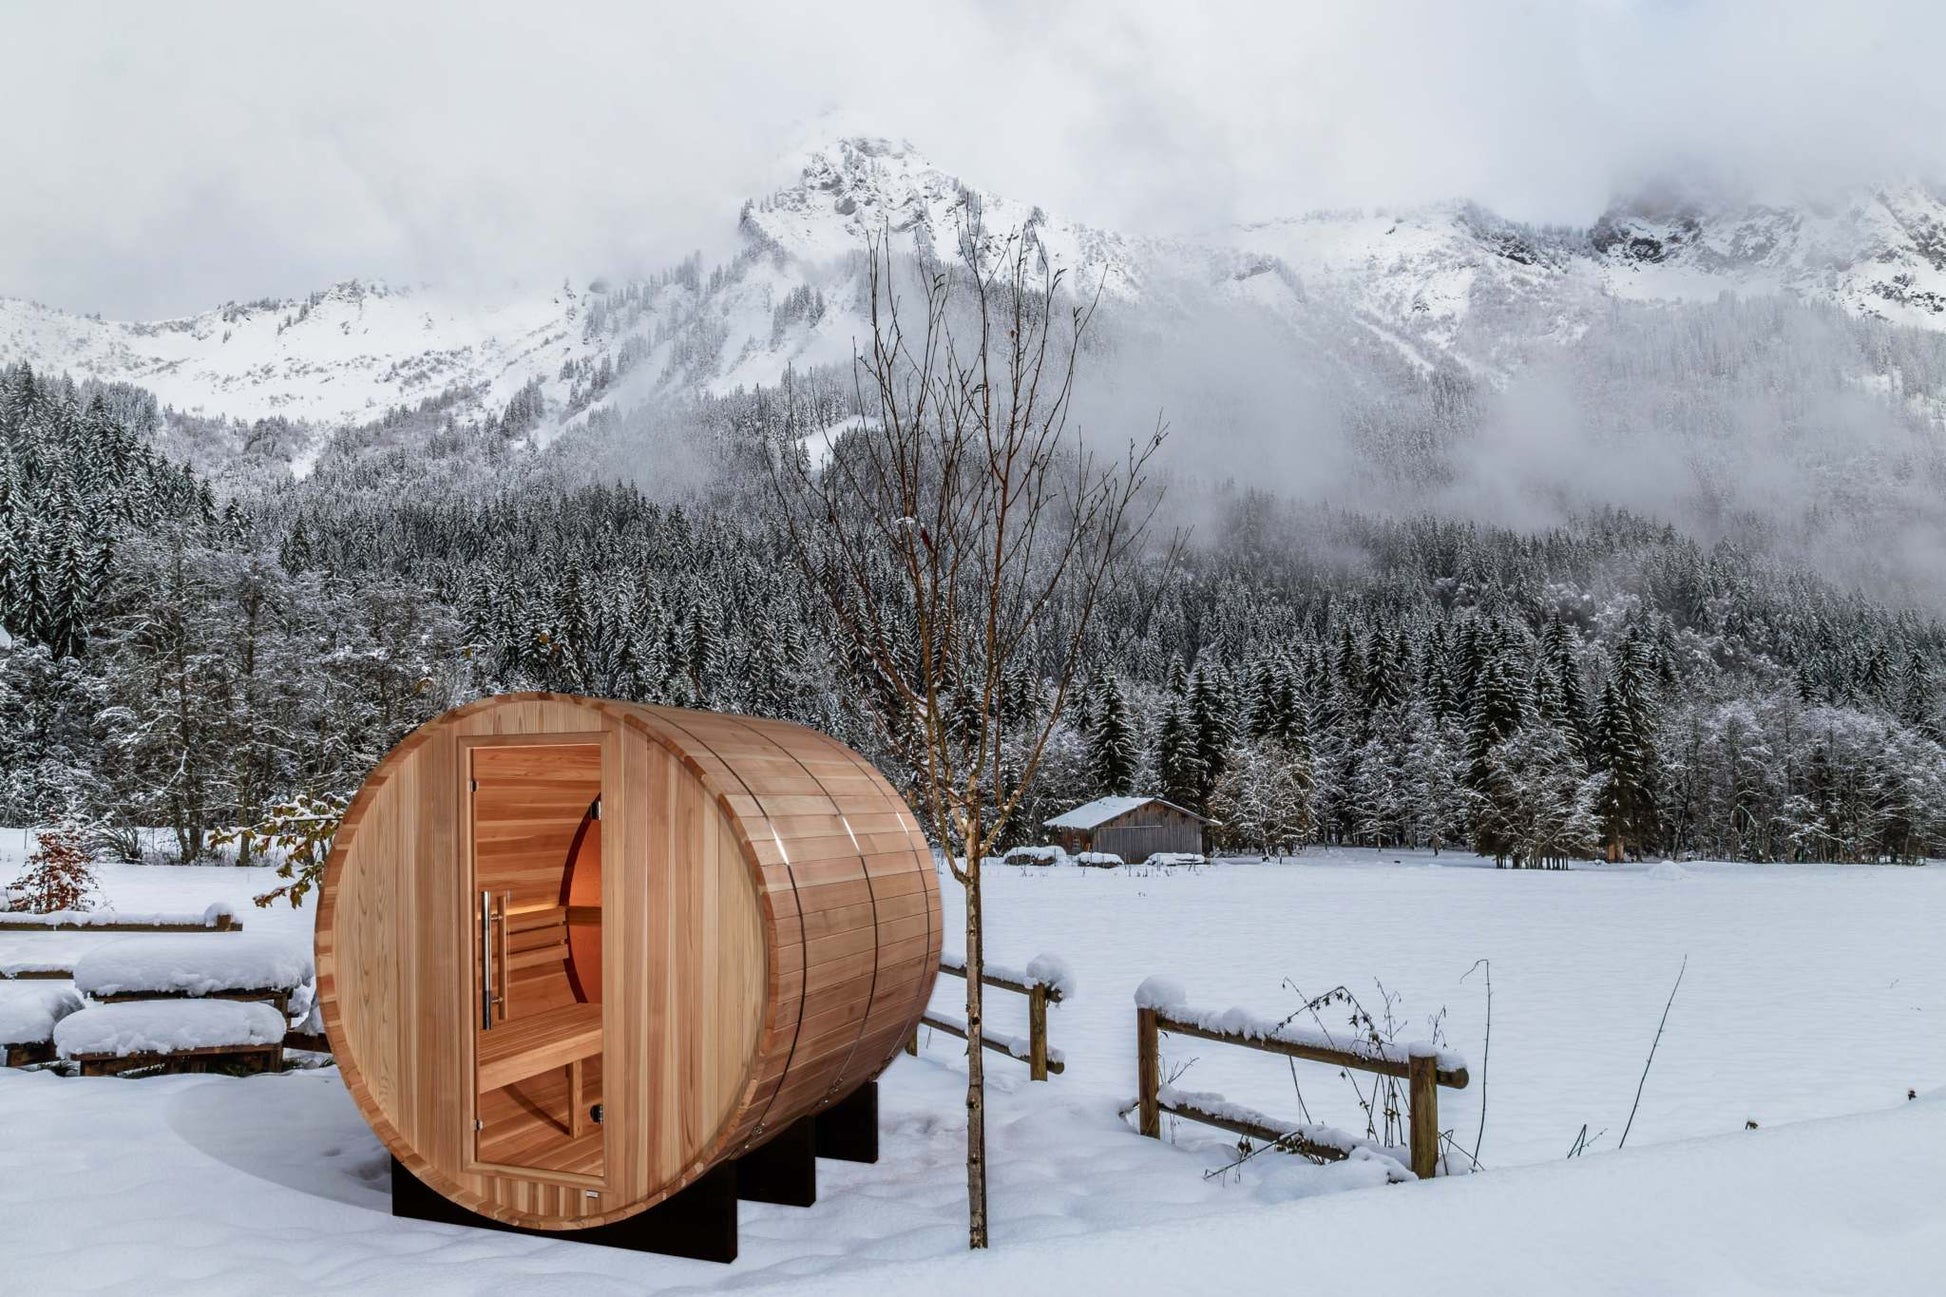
left=735, top=1111, right=818, bottom=1207
left=814, top=1079, right=880, bottom=1163
left=390, top=1157, right=740, bottom=1263
left=387, top=1080, right=881, bottom=1264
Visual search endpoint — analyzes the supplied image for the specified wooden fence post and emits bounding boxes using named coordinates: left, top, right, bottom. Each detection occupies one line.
left=1027, top=984, right=1049, bottom=1082
left=1136, top=1007, right=1161, bottom=1137
left=1408, top=1050, right=1439, bottom=1180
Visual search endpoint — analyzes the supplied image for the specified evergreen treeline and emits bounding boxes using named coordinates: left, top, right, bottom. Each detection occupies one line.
left=5, top=359, right=1946, bottom=866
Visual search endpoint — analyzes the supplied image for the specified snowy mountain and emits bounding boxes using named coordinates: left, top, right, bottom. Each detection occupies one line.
left=6, top=135, right=1946, bottom=467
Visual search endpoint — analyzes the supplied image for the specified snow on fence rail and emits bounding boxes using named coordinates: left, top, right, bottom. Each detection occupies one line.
left=0, top=958, right=74, bottom=981
left=913, top=952, right=1072, bottom=1080
left=0, top=903, right=241, bottom=933
left=1133, top=977, right=1469, bottom=1180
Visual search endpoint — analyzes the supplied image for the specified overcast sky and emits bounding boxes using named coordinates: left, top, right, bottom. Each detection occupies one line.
left=5, top=0, right=1941, bottom=318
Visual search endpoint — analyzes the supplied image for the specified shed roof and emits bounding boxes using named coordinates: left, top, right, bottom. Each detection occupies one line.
left=1043, top=795, right=1207, bottom=830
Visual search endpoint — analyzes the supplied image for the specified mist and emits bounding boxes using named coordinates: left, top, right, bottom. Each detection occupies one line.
left=9, top=1, right=1946, bottom=318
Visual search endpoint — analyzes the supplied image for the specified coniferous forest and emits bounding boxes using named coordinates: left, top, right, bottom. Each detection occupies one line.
left=5, top=358, right=1946, bottom=867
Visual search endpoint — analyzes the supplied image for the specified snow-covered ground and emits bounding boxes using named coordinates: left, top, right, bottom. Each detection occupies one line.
left=0, top=844, right=1941, bottom=1294
left=951, top=848, right=1946, bottom=1168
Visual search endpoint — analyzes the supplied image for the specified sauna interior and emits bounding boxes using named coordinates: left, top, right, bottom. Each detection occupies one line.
left=470, top=739, right=606, bottom=1176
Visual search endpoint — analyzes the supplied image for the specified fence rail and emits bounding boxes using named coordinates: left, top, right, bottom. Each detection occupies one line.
left=911, top=953, right=1067, bottom=1081
left=1136, top=987, right=1469, bottom=1180
left=0, top=911, right=242, bottom=933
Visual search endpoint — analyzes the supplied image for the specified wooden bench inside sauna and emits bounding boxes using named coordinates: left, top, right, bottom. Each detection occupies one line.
left=317, top=694, right=941, bottom=1248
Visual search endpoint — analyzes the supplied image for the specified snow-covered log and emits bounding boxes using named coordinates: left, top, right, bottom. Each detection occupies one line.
left=54, top=999, right=286, bottom=1060
left=73, top=935, right=313, bottom=1001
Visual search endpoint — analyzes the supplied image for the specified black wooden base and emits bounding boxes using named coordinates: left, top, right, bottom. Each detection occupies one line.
left=386, top=1080, right=881, bottom=1263
left=390, top=1157, right=740, bottom=1263
left=814, top=1078, right=879, bottom=1163
left=735, top=1109, right=817, bottom=1207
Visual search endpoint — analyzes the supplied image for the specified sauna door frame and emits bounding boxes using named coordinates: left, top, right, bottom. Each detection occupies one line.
left=459, top=729, right=618, bottom=1190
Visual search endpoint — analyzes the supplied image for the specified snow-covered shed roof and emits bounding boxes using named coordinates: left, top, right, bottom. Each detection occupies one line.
left=1043, top=795, right=1207, bottom=830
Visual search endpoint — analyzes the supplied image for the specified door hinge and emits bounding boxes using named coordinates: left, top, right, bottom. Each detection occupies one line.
left=474, top=1118, right=484, bottom=1131
left=469, top=778, right=478, bottom=792
left=592, top=796, right=602, bottom=821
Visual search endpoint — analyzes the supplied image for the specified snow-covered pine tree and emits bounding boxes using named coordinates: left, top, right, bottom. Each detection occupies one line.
left=1086, top=676, right=1138, bottom=798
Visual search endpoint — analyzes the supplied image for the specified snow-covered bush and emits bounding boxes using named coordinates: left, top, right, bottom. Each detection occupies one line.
left=1002, top=845, right=1066, bottom=867
left=1073, top=851, right=1123, bottom=868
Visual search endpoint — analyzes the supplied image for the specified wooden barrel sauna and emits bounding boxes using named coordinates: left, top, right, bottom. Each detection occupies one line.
left=316, top=694, right=942, bottom=1230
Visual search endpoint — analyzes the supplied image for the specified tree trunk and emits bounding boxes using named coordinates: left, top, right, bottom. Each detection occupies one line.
left=963, top=850, right=989, bottom=1248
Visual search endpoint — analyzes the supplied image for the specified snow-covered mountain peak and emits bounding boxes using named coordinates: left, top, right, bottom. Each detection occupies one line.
left=10, top=135, right=1946, bottom=471
left=1589, top=181, right=1946, bottom=322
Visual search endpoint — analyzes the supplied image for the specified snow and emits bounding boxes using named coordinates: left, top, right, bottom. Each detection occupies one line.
left=0, top=845, right=1941, bottom=1293
left=1025, top=953, right=1076, bottom=1001
left=0, top=900, right=236, bottom=928
left=1648, top=859, right=1689, bottom=881
left=0, top=956, right=72, bottom=977
left=919, top=1011, right=1062, bottom=1067
left=938, top=848, right=1945, bottom=1169
left=1133, top=975, right=1187, bottom=1011
left=1072, top=851, right=1123, bottom=868
left=1138, top=987, right=1469, bottom=1076
left=797, top=417, right=874, bottom=470
left=1044, top=795, right=1179, bottom=830
left=1152, top=1083, right=1414, bottom=1181
left=73, top=934, right=313, bottom=998
left=939, top=950, right=1074, bottom=1001
left=1141, top=852, right=1207, bottom=867
left=53, top=998, right=288, bottom=1058
left=0, top=983, right=82, bottom=1044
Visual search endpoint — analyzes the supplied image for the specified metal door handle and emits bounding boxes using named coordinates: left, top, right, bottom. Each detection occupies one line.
left=480, top=891, right=500, bottom=1030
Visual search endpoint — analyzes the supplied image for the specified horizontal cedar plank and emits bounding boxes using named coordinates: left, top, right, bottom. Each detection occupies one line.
left=758, top=794, right=850, bottom=818
left=865, top=868, right=929, bottom=900
left=870, top=887, right=931, bottom=919
left=840, top=812, right=918, bottom=835
left=773, top=837, right=869, bottom=867
left=801, top=925, right=879, bottom=966
left=765, top=813, right=855, bottom=838
left=722, top=794, right=766, bottom=820
left=788, top=857, right=868, bottom=889
left=800, top=946, right=877, bottom=986
left=792, top=879, right=875, bottom=914
left=874, top=913, right=932, bottom=947
left=854, top=832, right=923, bottom=857
left=799, top=900, right=878, bottom=940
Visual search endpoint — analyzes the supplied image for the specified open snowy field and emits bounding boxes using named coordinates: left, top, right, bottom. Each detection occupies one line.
left=1, top=844, right=1941, bottom=1294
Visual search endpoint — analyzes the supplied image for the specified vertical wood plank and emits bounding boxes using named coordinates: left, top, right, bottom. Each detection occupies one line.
left=1027, top=984, right=1049, bottom=1082
left=1137, top=1008, right=1160, bottom=1137
left=1409, top=1050, right=1439, bottom=1180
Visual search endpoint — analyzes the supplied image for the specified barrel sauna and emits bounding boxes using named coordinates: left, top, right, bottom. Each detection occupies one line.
left=316, top=694, right=942, bottom=1230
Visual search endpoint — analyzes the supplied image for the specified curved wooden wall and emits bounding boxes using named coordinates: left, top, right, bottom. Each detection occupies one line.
left=316, top=694, right=941, bottom=1230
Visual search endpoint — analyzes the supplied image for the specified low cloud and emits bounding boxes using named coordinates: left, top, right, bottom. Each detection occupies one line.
left=6, top=2, right=1946, bottom=317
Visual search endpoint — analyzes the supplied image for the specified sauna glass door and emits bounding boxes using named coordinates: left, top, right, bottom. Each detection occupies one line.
left=468, top=740, right=606, bottom=1178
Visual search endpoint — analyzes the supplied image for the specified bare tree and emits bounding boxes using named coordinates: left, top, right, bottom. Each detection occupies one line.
left=772, top=220, right=1165, bottom=1248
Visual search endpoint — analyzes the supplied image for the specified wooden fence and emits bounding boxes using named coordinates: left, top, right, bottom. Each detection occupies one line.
left=909, top=954, right=1066, bottom=1081
left=1136, top=991, right=1469, bottom=1180
left=0, top=911, right=242, bottom=933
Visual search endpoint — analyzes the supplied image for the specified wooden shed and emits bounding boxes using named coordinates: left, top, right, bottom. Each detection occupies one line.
left=316, top=694, right=941, bottom=1232
left=1043, top=795, right=1210, bottom=861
